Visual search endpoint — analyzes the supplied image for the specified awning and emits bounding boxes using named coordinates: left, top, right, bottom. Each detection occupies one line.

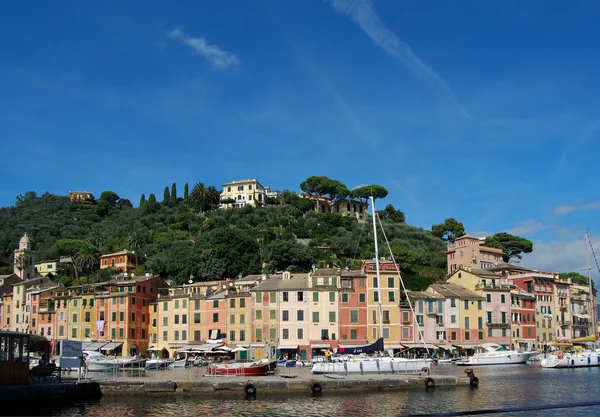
left=189, top=343, right=223, bottom=352
left=311, top=343, right=331, bottom=349
left=573, top=313, right=591, bottom=319
left=436, top=344, right=456, bottom=350
left=385, top=344, right=404, bottom=349
left=453, top=344, right=477, bottom=349
left=83, top=342, right=107, bottom=351
left=278, top=344, right=299, bottom=350
left=402, top=343, right=438, bottom=350
left=239, top=344, right=265, bottom=348
left=100, top=342, right=123, bottom=351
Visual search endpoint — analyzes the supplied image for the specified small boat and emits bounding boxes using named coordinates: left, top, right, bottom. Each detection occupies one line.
left=145, top=358, right=174, bottom=370
left=206, top=361, right=271, bottom=376
left=83, top=351, right=121, bottom=372
left=455, top=343, right=535, bottom=366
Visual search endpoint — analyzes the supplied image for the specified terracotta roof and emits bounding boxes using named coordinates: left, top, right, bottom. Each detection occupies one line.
left=428, top=283, right=485, bottom=300
left=486, top=262, right=531, bottom=273
left=250, top=273, right=309, bottom=292
left=409, top=291, right=445, bottom=300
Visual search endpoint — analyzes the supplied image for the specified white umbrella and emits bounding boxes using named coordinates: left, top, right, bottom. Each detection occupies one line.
left=231, top=347, right=247, bottom=352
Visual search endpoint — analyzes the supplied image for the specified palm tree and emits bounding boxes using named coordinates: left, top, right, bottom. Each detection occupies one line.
left=76, top=246, right=100, bottom=282
left=192, top=182, right=206, bottom=212
left=205, top=185, right=220, bottom=210
left=126, top=231, right=146, bottom=269
left=87, top=229, right=107, bottom=249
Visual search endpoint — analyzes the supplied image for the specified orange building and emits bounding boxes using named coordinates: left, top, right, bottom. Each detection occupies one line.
left=94, top=275, right=168, bottom=356
left=99, top=251, right=144, bottom=272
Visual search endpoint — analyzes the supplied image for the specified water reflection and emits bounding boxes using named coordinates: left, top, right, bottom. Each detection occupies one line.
left=45, top=365, right=600, bottom=417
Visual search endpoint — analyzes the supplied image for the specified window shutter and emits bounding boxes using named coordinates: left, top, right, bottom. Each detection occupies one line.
left=294, top=292, right=298, bottom=302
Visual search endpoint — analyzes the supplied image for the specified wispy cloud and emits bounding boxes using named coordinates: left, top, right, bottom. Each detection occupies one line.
left=504, top=219, right=549, bottom=236
left=168, top=28, right=240, bottom=70
left=327, top=0, right=471, bottom=119
left=553, top=201, right=600, bottom=216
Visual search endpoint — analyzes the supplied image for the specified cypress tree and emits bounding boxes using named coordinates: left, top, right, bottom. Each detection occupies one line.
left=171, top=182, right=177, bottom=203
left=184, top=182, right=189, bottom=200
left=139, top=193, right=146, bottom=206
left=148, top=193, right=157, bottom=204
left=163, top=186, right=170, bottom=203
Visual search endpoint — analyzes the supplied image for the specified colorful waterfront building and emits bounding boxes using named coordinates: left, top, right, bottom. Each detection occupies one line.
left=250, top=272, right=311, bottom=359
left=510, top=270, right=557, bottom=344
left=553, top=276, right=573, bottom=341
left=338, top=269, right=369, bottom=347
left=361, top=260, right=402, bottom=349
left=94, top=275, right=168, bottom=356
left=510, top=287, right=536, bottom=350
left=428, top=283, right=485, bottom=354
left=0, top=274, right=20, bottom=331
left=307, top=268, right=339, bottom=357
left=28, top=285, right=62, bottom=339
left=570, top=283, right=594, bottom=338
left=448, top=267, right=512, bottom=346
left=406, top=291, right=446, bottom=352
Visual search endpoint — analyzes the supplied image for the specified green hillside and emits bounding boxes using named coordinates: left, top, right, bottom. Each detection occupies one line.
left=0, top=187, right=448, bottom=290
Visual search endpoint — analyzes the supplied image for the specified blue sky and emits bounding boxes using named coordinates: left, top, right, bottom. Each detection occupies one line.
left=1, top=0, right=599, bottom=278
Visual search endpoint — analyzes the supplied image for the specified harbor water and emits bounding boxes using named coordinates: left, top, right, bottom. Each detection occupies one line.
left=12, top=364, right=600, bottom=416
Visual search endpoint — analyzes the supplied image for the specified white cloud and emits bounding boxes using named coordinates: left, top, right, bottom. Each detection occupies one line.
left=327, top=0, right=471, bottom=119
left=521, top=238, right=590, bottom=275
left=553, top=201, right=600, bottom=216
left=169, top=28, right=240, bottom=70
left=504, top=219, right=548, bottom=236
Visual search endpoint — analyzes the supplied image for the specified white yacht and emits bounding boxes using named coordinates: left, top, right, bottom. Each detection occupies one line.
left=456, top=343, right=535, bottom=366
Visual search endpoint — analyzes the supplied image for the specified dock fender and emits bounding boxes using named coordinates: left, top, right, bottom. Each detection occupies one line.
left=470, top=376, right=479, bottom=388
left=311, top=382, right=323, bottom=394
left=425, top=377, right=435, bottom=389
left=243, top=383, right=257, bottom=396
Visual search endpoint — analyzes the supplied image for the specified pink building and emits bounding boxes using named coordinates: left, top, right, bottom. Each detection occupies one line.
left=446, top=235, right=505, bottom=274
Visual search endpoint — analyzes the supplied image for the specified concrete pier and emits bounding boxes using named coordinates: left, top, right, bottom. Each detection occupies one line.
left=97, top=367, right=476, bottom=397
left=0, top=380, right=102, bottom=407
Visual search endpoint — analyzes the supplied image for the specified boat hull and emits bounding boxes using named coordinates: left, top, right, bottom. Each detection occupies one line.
left=541, top=352, right=600, bottom=368
left=456, top=352, right=534, bottom=366
left=208, top=362, right=271, bottom=376
left=311, top=358, right=430, bottom=375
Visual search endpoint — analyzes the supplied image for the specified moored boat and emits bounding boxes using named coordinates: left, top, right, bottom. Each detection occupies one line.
left=206, top=361, right=271, bottom=376
left=455, top=343, right=535, bottom=366
left=541, top=336, right=600, bottom=368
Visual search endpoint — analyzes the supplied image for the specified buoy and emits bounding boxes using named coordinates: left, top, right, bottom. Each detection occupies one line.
left=244, top=383, right=257, bottom=396
left=311, top=382, right=323, bottom=394
left=470, top=376, right=479, bottom=387
left=425, top=377, right=435, bottom=389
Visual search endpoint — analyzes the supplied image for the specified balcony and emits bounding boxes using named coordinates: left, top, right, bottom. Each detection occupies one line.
left=426, top=310, right=438, bottom=316
left=486, top=321, right=510, bottom=328
left=559, top=321, right=571, bottom=327
left=475, top=283, right=511, bottom=291
left=560, top=305, right=568, bottom=311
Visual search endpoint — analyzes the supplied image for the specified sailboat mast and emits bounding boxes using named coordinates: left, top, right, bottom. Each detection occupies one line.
left=586, top=232, right=596, bottom=338
left=370, top=196, right=384, bottom=340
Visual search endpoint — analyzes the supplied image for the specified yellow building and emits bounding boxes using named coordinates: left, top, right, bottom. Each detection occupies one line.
left=220, top=179, right=281, bottom=208
left=361, top=260, right=402, bottom=349
left=429, top=283, right=485, bottom=353
left=68, top=191, right=96, bottom=204
left=447, top=267, right=511, bottom=346
left=35, top=260, right=59, bottom=277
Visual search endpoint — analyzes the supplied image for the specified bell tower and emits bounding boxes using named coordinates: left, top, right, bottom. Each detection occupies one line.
left=14, top=233, right=35, bottom=280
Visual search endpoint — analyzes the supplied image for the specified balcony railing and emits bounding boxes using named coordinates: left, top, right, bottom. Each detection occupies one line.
left=559, top=321, right=571, bottom=327
left=486, top=321, right=510, bottom=328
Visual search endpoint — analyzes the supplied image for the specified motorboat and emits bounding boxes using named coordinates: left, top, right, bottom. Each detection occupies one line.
left=83, top=350, right=121, bottom=372
left=455, top=343, right=535, bottom=366
left=206, top=361, right=271, bottom=376
left=145, top=358, right=174, bottom=370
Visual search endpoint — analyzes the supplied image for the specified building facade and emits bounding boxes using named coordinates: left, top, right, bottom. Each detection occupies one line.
left=446, top=235, right=505, bottom=274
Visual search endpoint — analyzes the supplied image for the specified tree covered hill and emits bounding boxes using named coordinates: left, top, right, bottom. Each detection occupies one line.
left=1, top=186, right=449, bottom=290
